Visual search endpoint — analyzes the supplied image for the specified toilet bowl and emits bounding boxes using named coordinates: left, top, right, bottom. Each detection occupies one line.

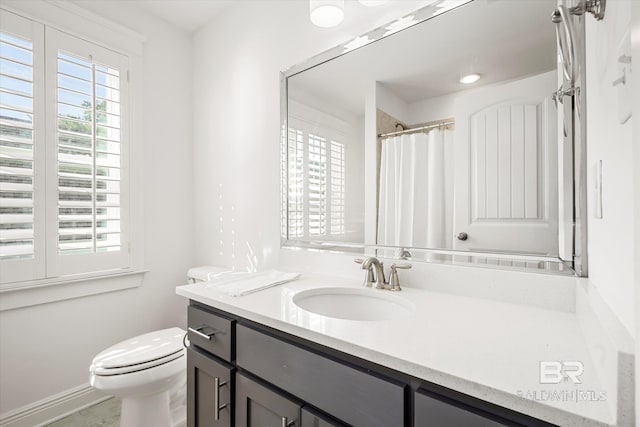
left=89, top=266, right=224, bottom=427
left=90, top=327, right=187, bottom=427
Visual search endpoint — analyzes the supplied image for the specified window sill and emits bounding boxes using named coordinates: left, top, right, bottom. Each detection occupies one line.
left=0, top=270, right=148, bottom=312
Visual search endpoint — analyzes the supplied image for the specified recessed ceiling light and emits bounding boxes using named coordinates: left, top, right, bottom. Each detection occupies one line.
left=310, top=0, right=345, bottom=28
left=459, top=73, right=481, bottom=84
left=359, top=0, right=389, bottom=6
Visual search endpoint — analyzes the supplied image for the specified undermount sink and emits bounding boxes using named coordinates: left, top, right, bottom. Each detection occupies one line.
left=292, top=287, right=415, bottom=321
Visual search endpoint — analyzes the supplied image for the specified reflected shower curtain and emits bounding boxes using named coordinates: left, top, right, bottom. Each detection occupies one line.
left=377, top=128, right=453, bottom=249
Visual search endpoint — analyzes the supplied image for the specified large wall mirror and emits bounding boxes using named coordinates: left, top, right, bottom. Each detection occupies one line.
left=281, top=0, right=588, bottom=276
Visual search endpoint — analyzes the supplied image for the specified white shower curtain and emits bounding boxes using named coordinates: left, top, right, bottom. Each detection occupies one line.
left=377, top=128, right=453, bottom=249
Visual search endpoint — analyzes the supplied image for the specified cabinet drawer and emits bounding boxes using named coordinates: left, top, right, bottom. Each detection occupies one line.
left=237, top=324, right=404, bottom=427
left=188, top=305, right=235, bottom=362
left=415, top=388, right=510, bottom=427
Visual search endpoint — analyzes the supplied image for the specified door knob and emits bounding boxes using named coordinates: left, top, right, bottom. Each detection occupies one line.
left=457, top=232, right=468, bottom=241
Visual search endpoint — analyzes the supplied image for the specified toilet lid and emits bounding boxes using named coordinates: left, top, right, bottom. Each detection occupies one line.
left=91, top=327, right=185, bottom=376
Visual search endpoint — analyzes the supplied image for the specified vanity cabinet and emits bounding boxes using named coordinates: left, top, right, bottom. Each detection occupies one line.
left=236, top=324, right=404, bottom=427
left=187, top=346, right=234, bottom=427
left=300, top=407, right=347, bottom=427
left=187, top=305, right=236, bottom=427
left=236, top=372, right=300, bottom=427
left=187, top=302, right=556, bottom=427
left=415, top=388, right=511, bottom=426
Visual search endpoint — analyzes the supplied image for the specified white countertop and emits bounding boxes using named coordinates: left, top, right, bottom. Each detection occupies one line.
left=176, top=273, right=614, bottom=427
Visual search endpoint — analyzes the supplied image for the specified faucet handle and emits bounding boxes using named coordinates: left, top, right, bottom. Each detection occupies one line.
left=388, top=263, right=411, bottom=291
left=354, top=258, right=364, bottom=264
left=391, top=263, right=412, bottom=270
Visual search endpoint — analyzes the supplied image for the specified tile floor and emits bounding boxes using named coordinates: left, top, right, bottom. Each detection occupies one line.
left=45, top=398, right=120, bottom=427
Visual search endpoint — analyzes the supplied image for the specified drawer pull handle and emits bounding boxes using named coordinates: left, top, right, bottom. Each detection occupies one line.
left=281, top=416, right=295, bottom=427
left=188, top=326, right=220, bottom=341
left=214, top=377, right=228, bottom=421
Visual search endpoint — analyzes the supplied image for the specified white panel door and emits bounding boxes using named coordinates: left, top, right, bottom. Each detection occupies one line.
left=453, top=72, right=557, bottom=255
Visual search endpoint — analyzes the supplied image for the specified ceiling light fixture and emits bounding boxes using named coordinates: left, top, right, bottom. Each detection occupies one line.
left=310, top=0, right=345, bottom=28
left=358, top=0, right=389, bottom=6
left=459, top=73, right=481, bottom=84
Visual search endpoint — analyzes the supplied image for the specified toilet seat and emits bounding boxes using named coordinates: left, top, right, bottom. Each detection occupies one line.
left=91, top=327, right=185, bottom=376
left=92, top=349, right=184, bottom=376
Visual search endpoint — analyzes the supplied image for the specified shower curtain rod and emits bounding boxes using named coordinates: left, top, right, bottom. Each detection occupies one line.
left=378, top=120, right=455, bottom=138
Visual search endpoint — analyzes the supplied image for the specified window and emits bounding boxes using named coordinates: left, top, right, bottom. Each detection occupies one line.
left=307, top=133, right=327, bottom=236
left=329, top=141, right=345, bottom=235
left=1, top=9, right=131, bottom=285
left=286, top=117, right=346, bottom=240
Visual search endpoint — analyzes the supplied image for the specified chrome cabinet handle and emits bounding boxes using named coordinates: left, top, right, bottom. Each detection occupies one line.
left=214, top=377, right=228, bottom=421
left=188, top=326, right=219, bottom=341
left=281, top=416, right=294, bottom=427
left=457, top=232, right=468, bottom=241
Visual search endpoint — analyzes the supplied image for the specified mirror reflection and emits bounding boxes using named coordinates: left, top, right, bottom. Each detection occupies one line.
left=286, top=0, right=565, bottom=259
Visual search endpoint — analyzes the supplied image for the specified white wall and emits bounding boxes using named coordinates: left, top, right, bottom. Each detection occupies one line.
left=407, top=91, right=456, bottom=124
left=376, top=82, right=411, bottom=124
left=0, top=1, right=193, bottom=416
left=585, top=0, right=636, bottom=337
left=632, top=2, right=640, bottom=423
left=192, top=0, right=431, bottom=269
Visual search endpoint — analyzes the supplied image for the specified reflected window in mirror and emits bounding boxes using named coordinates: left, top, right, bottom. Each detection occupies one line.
left=286, top=99, right=364, bottom=243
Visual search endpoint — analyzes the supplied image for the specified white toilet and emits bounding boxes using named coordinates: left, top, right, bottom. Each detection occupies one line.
left=89, top=267, right=220, bottom=427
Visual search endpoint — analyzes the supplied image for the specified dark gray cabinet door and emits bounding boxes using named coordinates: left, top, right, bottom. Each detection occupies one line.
left=415, top=388, right=510, bottom=427
left=187, top=348, right=233, bottom=427
left=236, top=373, right=300, bottom=427
left=300, top=407, right=347, bottom=427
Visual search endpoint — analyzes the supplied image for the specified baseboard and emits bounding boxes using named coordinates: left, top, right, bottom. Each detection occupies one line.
left=0, top=384, right=110, bottom=427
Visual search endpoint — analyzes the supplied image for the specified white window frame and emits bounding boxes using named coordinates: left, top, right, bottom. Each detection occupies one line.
left=0, top=2, right=146, bottom=310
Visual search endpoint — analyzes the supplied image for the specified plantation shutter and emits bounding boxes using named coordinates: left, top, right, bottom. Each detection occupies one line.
left=0, top=11, right=133, bottom=286
left=46, top=28, right=130, bottom=276
left=0, top=11, right=45, bottom=283
left=329, top=141, right=345, bottom=235
left=307, top=133, right=326, bottom=236
left=287, top=127, right=304, bottom=238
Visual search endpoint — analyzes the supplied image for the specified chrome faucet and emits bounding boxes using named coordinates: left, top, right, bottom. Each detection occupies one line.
left=354, top=257, right=411, bottom=291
